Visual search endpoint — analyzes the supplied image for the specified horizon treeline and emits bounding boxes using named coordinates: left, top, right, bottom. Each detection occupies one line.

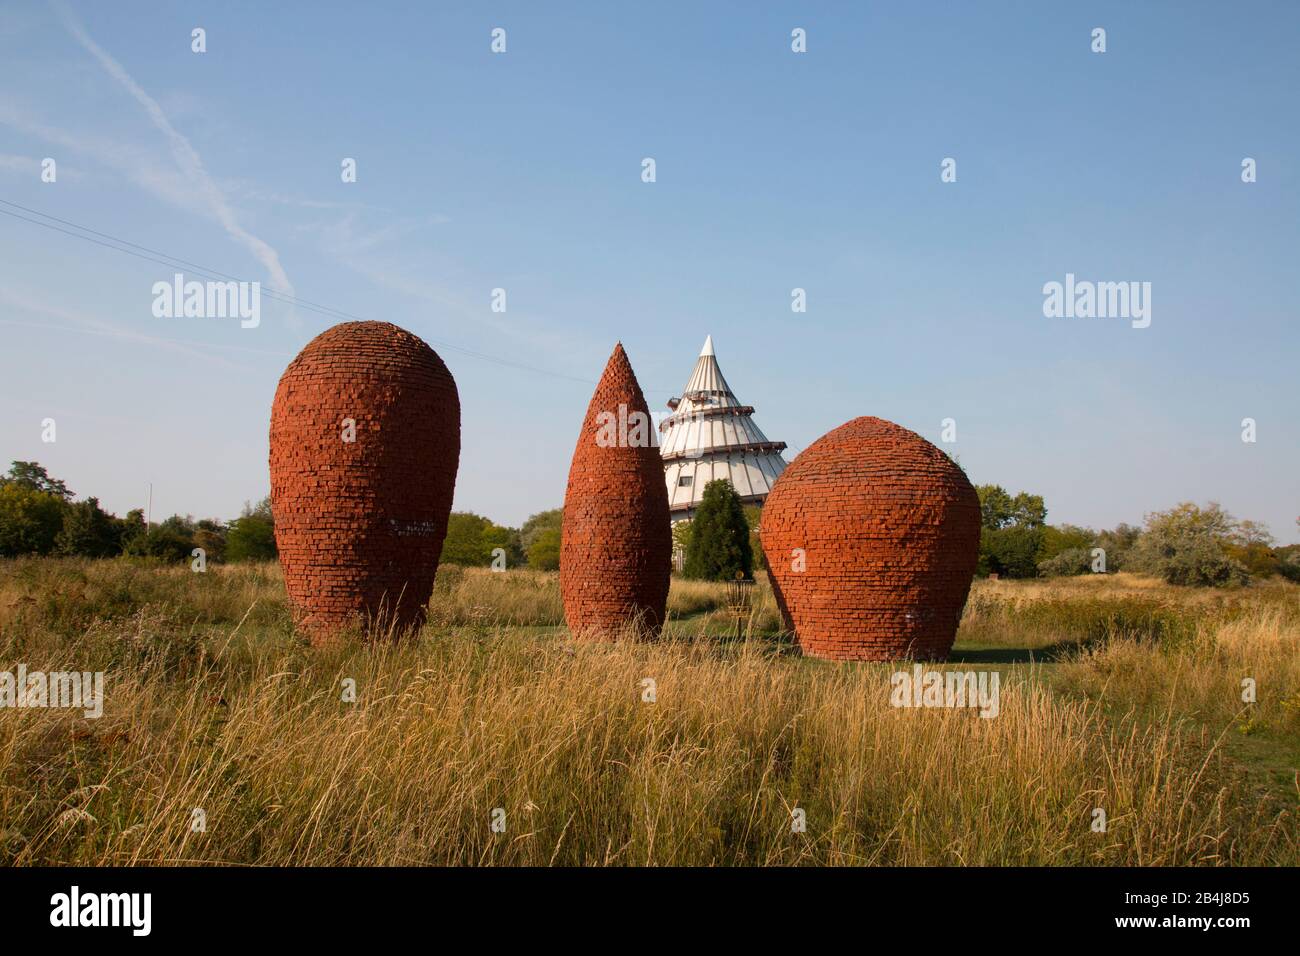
left=1, top=460, right=1296, bottom=587
left=0, top=460, right=564, bottom=570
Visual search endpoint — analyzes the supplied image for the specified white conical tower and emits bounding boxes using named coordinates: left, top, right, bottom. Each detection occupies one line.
left=660, top=336, right=787, bottom=520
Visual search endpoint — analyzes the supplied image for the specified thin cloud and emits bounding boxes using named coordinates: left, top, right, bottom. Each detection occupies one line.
left=49, top=0, right=297, bottom=317
left=0, top=286, right=276, bottom=372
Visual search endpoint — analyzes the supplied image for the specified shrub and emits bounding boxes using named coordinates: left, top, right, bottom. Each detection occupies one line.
left=980, top=525, right=1043, bottom=579
left=1038, top=525, right=1095, bottom=564
left=0, top=483, right=67, bottom=556
left=227, top=498, right=276, bottom=562
left=526, top=526, right=561, bottom=571
left=520, top=509, right=561, bottom=555
left=440, top=512, right=520, bottom=568
left=1276, top=546, right=1300, bottom=584
left=682, top=479, right=752, bottom=581
left=1093, top=523, right=1141, bottom=572
left=55, top=497, right=121, bottom=557
left=124, top=523, right=196, bottom=563
left=1130, top=502, right=1250, bottom=587
left=976, top=485, right=1046, bottom=578
left=1038, top=547, right=1091, bottom=577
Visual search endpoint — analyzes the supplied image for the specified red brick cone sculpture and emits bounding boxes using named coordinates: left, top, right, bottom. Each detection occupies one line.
left=269, top=321, right=460, bottom=644
left=560, top=344, right=672, bottom=640
left=760, top=417, right=980, bottom=661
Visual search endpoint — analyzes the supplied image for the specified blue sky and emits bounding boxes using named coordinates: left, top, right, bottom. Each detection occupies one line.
left=1, top=1, right=1296, bottom=541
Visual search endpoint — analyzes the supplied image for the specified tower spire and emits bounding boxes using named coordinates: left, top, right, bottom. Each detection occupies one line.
left=659, top=336, right=787, bottom=520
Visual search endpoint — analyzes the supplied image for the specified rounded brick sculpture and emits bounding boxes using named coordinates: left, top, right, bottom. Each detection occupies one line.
left=269, top=321, right=460, bottom=643
left=560, top=343, right=672, bottom=640
left=760, top=417, right=980, bottom=661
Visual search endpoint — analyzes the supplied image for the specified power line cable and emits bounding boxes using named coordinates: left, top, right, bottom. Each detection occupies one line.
left=0, top=198, right=598, bottom=385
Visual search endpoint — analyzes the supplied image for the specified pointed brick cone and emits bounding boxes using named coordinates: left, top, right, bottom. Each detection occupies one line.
left=761, top=417, right=981, bottom=661
left=560, top=343, right=672, bottom=640
left=269, top=321, right=460, bottom=644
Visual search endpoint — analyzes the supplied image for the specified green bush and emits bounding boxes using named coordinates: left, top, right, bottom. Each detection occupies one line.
left=1130, top=502, right=1250, bottom=587
left=526, top=526, right=561, bottom=571
left=682, top=479, right=752, bottom=581
left=55, top=497, right=121, bottom=557
left=1038, top=524, right=1095, bottom=564
left=441, top=512, right=521, bottom=568
left=124, top=522, right=195, bottom=563
left=0, top=483, right=67, bottom=557
left=520, top=509, right=561, bottom=556
left=1276, top=546, right=1300, bottom=583
left=976, top=485, right=1046, bottom=578
left=1038, top=547, right=1092, bottom=577
left=227, top=498, right=276, bottom=562
left=980, top=525, right=1043, bottom=579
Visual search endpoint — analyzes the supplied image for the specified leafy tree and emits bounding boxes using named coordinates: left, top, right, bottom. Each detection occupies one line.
left=981, top=524, right=1043, bottom=578
left=440, top=512, right=519, bottom=567
left=976, top=484, right=1046, bottom=578
left=483, top=523, right=523, bottom=567
left=526, top=526, right=562, bottom=570
left=0, top=483, right=67, bottom=556
left=520, top=508, right=562, bottom=554
left=1276, top=544, right=1300, bottom=584
left=1223, top=519, right=1278, bottom=578
left=1093, top=523, right=1141, bottom=572
left=441, top=512, right=492, bottom=566
left=671, top=519, right=693, bottom=568
left=1038, top=524, right=1095, bottom=564
left=2, top=461, right=73, bottom=500
left=55, top=497, right=121, bottom=557
left=682, top=479, right=752, bottom=581
left=117, top=508, right=148, bottom=551
left=226, top=497, right=277, bottom=562
left=1129, top=502, right=1249, bottom=587
left=744, top=504, right=766, bottom=571
left=124, top=519, right=195, bottom=562
left=193, top=519, right=228, bottom=564
left=1038, top=547, right=1092, bottom=577
left=978, top=485, right=1045, bottom=530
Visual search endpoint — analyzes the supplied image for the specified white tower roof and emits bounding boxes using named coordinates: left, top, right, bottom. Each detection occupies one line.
left=660, top=336, right=788, bottom=518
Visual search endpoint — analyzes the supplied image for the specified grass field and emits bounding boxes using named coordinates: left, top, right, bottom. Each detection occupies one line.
left=0, top=558, right=1296, bottom=866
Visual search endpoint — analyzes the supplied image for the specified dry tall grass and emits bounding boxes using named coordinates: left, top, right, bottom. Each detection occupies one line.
left=0, top=558, right=1295, bottom=866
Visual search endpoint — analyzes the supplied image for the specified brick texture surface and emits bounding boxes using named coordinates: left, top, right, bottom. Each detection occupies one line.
left=760, top=416, right=980, bottom=662
left=269, top=321, right=460, bottom=643
left=560, top=344, right=672, bottom=640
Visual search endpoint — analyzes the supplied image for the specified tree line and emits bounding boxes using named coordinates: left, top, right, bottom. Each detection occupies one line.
left=974, top=484, right=1299, bottom=587
left=0, top=460, right=562, bottom=571
left=2, top=461, right=1295, bottom=588
left=0, top=461, right=276, bottom=563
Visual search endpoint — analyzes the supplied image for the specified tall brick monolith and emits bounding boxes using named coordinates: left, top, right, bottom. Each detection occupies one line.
left=560, top=343, right=672, bottom=640
left=760, top=416, right=981, bottom=661
left=269, top=321, right=460, bottom=643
